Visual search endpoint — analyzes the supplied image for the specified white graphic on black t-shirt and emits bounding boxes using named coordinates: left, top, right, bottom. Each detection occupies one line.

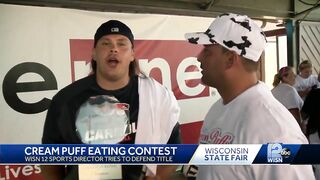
left=75, top=95, right=131, bottom=144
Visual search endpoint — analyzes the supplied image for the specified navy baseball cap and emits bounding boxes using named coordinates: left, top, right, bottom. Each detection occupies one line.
left=94, top=20, right=134, bottom=47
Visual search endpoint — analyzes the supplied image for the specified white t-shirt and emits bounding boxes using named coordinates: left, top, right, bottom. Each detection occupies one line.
left=294, top=74, right=320, bottom=92
left=197, top=82, right=315, bottom=180
left=271, top=83, right=303, bottom=110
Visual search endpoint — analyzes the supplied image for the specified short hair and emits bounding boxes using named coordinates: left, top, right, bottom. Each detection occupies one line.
left=299, top=60, right=312, bottom=71
left=221, top=46, right=260, bottom=72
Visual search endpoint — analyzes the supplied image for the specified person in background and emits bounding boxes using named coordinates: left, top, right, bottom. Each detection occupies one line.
left=42, top=20, right=181, bottom=180
left=302, top=88, right=320, bottom=180
left=185, top=12, right=315, bottom=180
left=294, top=60, right=320, bottom=100
left=272, top=66, right=303, bottom=127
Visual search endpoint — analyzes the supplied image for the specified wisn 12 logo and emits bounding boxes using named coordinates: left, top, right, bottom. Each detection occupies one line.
left=267, top=143, right=291, bottom=163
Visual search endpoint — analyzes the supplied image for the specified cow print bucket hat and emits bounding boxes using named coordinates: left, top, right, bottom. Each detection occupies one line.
left=185, top=13, right=267, bottom=62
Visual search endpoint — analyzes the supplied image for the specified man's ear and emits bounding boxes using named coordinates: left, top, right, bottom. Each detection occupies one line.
left=225, top=51, right=236, bottom=69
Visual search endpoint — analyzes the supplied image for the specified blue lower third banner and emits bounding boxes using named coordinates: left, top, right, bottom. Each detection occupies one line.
left=0, top=144, right=320, bottom=164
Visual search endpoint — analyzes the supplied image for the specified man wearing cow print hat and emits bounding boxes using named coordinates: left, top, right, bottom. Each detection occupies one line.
left=185, top=13, right=315, bottom=180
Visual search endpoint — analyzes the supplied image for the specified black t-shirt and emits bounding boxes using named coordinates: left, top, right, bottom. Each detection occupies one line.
left=75, top=74, right=139, bottom=144
left=302, top=88, right=320, bottom=137
left=42, top=75, right=181, bottom=180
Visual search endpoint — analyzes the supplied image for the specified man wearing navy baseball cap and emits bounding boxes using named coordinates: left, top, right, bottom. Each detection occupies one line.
left=94, top=20, right=134, bottom=46
left=185, top=13, right=315, bottom=180
left=42, top=20, right=181, bottom=180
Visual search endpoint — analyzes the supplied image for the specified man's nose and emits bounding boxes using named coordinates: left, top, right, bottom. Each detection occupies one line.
left=110, top=44, right=118, bottom=52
